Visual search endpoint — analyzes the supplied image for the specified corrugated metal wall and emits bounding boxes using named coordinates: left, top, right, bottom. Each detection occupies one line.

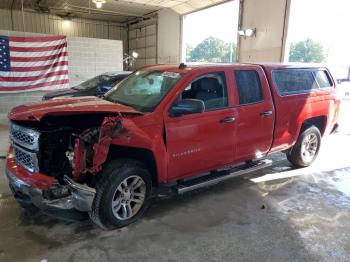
left=128, top=18, right=157, bottom=69
left=0, top=9, right=128, bottom=52
left=0, top=9, right=165, bottom=70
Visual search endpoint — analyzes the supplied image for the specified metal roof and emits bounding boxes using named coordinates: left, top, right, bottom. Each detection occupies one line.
left=0, top=0, right=232, bottom=23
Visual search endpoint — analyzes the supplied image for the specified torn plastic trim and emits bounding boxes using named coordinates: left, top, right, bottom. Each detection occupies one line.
left=90, top=115, right=123, bottom=172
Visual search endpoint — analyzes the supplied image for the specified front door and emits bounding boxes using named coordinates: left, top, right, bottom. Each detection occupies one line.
left=164, top=71, right=236, bottom=181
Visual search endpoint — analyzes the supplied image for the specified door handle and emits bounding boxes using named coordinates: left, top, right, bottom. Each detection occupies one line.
left=220, top=117, right=236, bottom=123
left=260, top=111, right=273, bottom=116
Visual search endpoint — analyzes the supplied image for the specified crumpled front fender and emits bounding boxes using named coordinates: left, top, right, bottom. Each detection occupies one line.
left=73, top=115, right=123, bottom=178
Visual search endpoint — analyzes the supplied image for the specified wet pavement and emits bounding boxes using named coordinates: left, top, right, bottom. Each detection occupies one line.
left=0, top=102, right=349, bottom=262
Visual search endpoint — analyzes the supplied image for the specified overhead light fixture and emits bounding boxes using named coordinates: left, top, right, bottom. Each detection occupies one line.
left=63, top=17, right=72, bottom=21
left=58, top=14, right=73, bottom=27
left=62, top=19, right=72, bottom=27
left=238, top=28, right=257, bottom=38
left=92, top=0, right=106, bottom=9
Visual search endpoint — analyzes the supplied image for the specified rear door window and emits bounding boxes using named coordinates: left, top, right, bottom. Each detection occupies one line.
left=234, top=70, right=264, bottom=105
left=314, top=71, right=332, bottom=88
left=272, top=69, right=332, bottom=96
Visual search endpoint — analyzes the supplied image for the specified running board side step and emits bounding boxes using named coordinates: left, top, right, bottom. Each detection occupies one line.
left=177, top=159, right=272, bottom=194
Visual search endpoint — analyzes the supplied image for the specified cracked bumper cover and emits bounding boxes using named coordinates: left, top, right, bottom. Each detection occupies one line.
left=6, top=169, right=96, bottom=212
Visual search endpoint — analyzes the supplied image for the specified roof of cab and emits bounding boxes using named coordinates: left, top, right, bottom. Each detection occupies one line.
left=139, top=63, right=328, bottom=74
left=139, top=63, right=259, bottom=74
left=255, top=63, right=328, bottom=71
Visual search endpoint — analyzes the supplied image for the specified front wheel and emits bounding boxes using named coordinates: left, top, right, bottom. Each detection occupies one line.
left=286, top=126, right=321, bottom=167
left=89, top=159, right=152, bottom=229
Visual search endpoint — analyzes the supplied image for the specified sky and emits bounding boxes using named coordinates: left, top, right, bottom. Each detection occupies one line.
left=183, top=1, right=239, bottom=47
left=287, top=0, right=350, bottom=68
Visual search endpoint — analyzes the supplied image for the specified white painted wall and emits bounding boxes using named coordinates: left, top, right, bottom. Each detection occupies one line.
left=237, top=0, right=290, bottom=62
left=68, top=37, right=123, bottom=86
left=157, top=9, right=181, bottom=64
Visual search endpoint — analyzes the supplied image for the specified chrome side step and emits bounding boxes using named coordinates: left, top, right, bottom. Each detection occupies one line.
left=177, top=159, right=272, bottom=194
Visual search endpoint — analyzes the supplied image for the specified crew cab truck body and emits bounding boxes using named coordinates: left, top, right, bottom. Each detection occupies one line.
left=6, top=64, right=340, bottom=228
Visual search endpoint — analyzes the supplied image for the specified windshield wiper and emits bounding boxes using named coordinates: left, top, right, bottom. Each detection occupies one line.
left=103, top=97, right=144, bottom=114
left=72, top=86, right=84, bottom=90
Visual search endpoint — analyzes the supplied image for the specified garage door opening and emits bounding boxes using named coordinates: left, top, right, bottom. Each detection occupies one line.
left=286, top=0, right=350, bottom=80
left=182, top=1, right=239, bottom=64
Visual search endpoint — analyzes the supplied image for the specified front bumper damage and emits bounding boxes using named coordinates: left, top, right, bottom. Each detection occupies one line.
left=6, top=115, right=123, bottom=213
left=7, top=169, right=96, bottom=212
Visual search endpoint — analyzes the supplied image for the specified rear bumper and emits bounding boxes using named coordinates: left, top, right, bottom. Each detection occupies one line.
left=6, top=149, right=96, bottom=212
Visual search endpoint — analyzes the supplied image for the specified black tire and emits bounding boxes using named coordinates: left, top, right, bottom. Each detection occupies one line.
left=18, top=201, right=36, bottom=210
left=89, top=159, right=152, bottom=229
left=286, top=125, right=321, bottom=167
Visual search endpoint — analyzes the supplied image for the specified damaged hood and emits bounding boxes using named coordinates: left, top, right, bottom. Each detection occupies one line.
left=9, top=96, right=141, bottom=121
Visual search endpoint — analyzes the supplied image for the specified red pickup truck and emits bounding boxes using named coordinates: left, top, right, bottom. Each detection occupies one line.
left=6, top=64, right=340, bottom=229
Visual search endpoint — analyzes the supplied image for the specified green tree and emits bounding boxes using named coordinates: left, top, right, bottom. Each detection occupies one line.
left=289, top=38, right=326, bottom=63
left=187, top=37, right=236, bottom=63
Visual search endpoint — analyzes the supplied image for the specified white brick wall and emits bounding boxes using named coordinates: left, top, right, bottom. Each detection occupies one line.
left=67, top=37, right=123, bottom=86
left=157, top=9, right=181, bottom=64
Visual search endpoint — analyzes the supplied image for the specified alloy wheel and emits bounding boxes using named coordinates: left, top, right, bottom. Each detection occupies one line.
left=111, top=175, right=146, bottom=220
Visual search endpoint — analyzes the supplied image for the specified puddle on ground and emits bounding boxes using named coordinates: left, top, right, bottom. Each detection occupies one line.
left=271, top=166, right=293, bottom=172
left=332, top=169, right=350, bottom=197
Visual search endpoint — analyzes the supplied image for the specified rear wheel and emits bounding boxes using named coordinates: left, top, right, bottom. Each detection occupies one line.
left=89, top=159, right=152, bottom=229
left=286, top=126, right=321, bottom=167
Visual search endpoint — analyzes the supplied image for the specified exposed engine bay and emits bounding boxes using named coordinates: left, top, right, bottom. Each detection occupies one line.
left=12, top=113, right=122, bottom=180
left=9, top=113, right=122, bottom=210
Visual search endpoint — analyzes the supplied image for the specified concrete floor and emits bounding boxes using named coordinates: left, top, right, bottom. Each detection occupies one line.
left=0, top=102, right=349, bottom=262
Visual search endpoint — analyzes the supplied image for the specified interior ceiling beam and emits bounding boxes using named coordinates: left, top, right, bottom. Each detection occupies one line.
left=30, top=1, right=152, bottom=20
left=44, top=7, right=133, bottom=19
left=66, top=3, right=147, bottom=18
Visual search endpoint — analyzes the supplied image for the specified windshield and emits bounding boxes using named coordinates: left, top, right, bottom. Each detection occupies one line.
left=74, top=74, right=119, bottom=91
left=104, top=70, right=182, bottom=112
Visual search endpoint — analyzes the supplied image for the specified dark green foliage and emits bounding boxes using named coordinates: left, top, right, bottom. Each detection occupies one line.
left=187, top=36, right=237, bottom=63
left=289, top=38, right=326, bottom=63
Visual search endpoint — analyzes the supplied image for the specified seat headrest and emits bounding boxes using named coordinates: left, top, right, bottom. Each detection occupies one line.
left=198, top=78, right=220, bottom=92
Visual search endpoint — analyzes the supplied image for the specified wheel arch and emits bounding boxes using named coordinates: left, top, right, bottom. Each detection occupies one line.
left=106, top=145, right=159, bottom=187
left=300, top=115, right=327, bottom=136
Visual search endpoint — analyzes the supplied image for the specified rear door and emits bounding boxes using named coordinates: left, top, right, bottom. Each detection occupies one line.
left=231, top=67, right=275, bottom=162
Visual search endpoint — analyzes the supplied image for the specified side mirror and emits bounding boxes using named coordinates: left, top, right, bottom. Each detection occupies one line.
left=169, top=99, right=205, bottom=117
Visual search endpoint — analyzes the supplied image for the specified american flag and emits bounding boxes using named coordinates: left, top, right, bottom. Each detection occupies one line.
left=0, top=35, right=69, bottom=92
